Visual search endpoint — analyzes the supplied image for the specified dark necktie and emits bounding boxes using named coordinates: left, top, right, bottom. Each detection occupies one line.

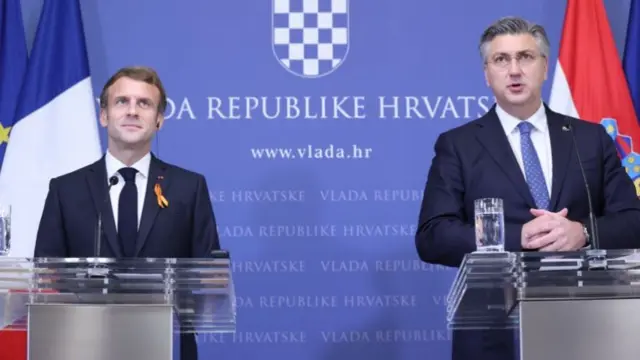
left=118, top=167, right=138, bottom=257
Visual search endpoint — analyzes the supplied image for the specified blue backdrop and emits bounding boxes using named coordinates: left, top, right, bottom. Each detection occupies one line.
left=17, top=0, right=635, bottom=359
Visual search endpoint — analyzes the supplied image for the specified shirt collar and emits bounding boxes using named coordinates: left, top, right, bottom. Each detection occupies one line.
left=496, top=102, right=547, bottom=135
left=105, top=150, right=151, bottom=180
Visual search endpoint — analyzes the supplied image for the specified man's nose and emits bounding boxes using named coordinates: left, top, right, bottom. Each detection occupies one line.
left=126, top=102, right=138, bottom=115
left=507, top=59, right=523, bottom=75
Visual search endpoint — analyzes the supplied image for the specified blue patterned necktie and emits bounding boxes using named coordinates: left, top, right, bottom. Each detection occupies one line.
left=518, top=122, right=549, bottom=209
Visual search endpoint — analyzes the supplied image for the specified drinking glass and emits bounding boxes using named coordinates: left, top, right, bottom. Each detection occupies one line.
left=474, top=198, right=504, bottom=252
left=0, top=204, right=11, bottom=256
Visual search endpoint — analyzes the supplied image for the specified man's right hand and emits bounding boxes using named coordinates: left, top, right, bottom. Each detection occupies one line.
left=521, top=208, right=569, bottom=249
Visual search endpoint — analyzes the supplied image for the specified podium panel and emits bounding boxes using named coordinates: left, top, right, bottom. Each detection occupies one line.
left=28, top=304, right=173, bottom=360
left=519, top=299, right=640, bottom=360
left=446, top=249, right=640, bottom=360
left=0, top=252, right=236, bottom=360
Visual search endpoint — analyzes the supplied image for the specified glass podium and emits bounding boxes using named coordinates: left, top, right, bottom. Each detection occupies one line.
left=0, top=250, right=235, bottom=360
left=447, top=249, right=640, bottom=360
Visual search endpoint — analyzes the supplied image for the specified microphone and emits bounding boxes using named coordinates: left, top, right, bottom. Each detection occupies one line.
left=94, top=175, right=119, bottom=258
left=564, top=117, right=601, bottom=253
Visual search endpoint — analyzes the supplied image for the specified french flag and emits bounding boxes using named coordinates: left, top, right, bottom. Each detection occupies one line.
left=549, top=0, right=640, bottom=193
left=0, top=0, right=102, bottom=257
left=0, top=1, right=101, bottom=357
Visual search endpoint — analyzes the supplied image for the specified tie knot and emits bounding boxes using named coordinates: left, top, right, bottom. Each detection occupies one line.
left=518, top=121, right=534, bottom=135
left=118, top=167, right=137, bottom=182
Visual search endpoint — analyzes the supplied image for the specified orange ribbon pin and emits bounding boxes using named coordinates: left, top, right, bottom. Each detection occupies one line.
left=154, top=183, right=169, bottom=208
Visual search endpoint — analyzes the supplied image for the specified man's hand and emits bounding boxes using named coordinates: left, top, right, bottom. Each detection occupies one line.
left=521, top=208, right=586, bottom=251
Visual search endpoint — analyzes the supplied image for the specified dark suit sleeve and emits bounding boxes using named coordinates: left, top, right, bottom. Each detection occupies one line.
left=33, top=178, right=67, bottom=257
left=587, top=126, right=640, bottom=249
left=191, top=175, right=221, bottom=257
left=415, top=132, right=476, bottom=267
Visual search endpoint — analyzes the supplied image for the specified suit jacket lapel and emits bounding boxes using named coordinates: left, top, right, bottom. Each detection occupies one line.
left=546, top=107, right=574, bottom=210
left=135, top=155, right=170, bottom=255
left=475, top=107, right=537, bottom=208
left=86, top=156, right=122, bottom=257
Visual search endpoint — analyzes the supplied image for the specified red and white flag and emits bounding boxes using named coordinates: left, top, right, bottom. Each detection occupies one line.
left=549, top=0, right=640, bottom=195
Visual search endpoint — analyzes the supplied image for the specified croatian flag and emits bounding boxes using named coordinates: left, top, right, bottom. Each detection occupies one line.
left=623, top=0, right=640, bottom=123
left=549, top=0, right=640, bottom=195
left=0, top=0, right=102, bottom=260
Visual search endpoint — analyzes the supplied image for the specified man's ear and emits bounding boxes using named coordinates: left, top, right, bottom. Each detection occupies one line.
left=155, top=114, right=165, bottom=130
left=99, top=109, right=108, bottom=128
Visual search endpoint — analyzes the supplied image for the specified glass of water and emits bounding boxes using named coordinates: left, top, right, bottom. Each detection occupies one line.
left=0, top=204, right=10, bottom=256
left=474, top=198, right=505, bottom=252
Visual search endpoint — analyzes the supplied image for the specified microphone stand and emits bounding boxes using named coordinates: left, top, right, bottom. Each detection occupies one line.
left=88, top=176, right=119, bottom=277
left=565, top=118, right=607, bottom=269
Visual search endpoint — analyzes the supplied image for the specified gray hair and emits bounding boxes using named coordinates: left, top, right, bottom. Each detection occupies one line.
left=479, top=16, right=550, bottom=62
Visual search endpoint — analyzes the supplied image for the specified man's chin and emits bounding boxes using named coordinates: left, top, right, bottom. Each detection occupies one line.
left=114, top=136, right=149, bottom=149
left=504, top=93, right=532, bottom=105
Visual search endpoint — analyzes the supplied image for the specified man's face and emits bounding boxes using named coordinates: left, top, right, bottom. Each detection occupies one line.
left=484, top=33, right=548, bottom=110
left=100, top=77, right=163, bottom=148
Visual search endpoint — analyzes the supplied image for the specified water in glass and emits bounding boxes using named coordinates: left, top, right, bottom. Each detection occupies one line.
left=474, top=198, right=504, bottom=252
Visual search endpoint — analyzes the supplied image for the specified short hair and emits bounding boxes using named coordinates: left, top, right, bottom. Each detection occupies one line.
left=479, top=16, right=550, bottom=62
left=99, top=66, right=168, bottom=113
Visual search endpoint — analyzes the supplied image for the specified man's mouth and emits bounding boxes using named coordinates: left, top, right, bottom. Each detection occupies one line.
left=508, top=83, right=524, bottom=90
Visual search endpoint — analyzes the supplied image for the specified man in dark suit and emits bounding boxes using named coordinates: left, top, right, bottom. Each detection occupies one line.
left=34, top=66, right=220, bottom=360
left=415, top=17, right=640, bottom=360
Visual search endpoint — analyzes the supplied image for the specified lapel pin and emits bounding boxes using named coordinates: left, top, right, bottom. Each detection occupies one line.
left=154, top=176, right=169, bottom=208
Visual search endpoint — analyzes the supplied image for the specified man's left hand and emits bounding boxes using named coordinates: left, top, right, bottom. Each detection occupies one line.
left=524, top=208, right=586, bottom=251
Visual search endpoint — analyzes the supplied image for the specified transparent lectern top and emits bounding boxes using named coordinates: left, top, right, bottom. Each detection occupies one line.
left=446, top=249, right=640, bottom=330
left=0, top=254, right=236, bottom=334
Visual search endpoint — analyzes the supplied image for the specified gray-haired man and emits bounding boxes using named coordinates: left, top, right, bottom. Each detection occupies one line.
left=415, top=16, right=640, bottom=360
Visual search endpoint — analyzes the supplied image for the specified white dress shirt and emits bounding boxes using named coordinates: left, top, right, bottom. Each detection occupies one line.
left=496, top=103, right=553, bottom=195
left=105, top=151, right=151, bottom=230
